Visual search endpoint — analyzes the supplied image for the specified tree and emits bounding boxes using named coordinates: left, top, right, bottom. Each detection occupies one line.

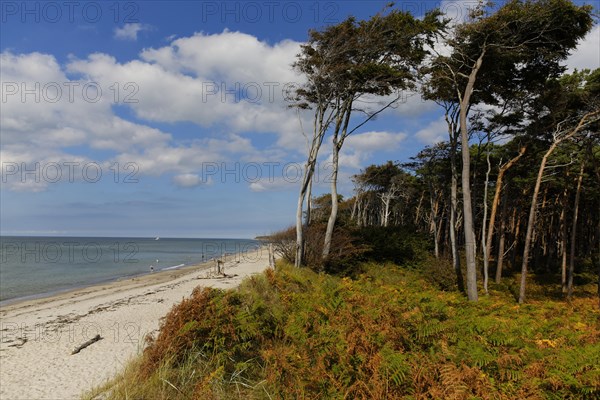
left=429, top=0, right=594, bottom=301
left=291, top=21, right=349, bottom=267
left=519, top=69, right=600, bottom=303
left=320, top=9, right=445, bottom=259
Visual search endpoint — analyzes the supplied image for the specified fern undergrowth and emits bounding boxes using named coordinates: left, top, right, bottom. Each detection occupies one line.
left=84, top=261, right=600, bottom=400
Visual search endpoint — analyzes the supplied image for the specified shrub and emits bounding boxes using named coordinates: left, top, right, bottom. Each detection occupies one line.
left=354, top=226, right=430, bottom=265
left=269, top=224, right=369, bottom=275
left=422, top=256, right=461, bottom=291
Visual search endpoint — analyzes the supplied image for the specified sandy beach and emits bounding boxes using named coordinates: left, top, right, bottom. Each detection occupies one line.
left=0, top=247, right=272, bottom=400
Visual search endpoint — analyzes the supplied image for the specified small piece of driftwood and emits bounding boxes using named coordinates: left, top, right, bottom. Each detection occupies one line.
left=71, top=334, right=103, bottom=355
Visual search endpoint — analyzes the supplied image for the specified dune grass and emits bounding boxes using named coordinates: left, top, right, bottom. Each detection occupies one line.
left=84, top=261, right=599, bottom=399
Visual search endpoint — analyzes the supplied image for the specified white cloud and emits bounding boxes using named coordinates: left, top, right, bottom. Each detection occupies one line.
left=173, top=173, right=202, bottom=188
left=249, top=177, right=296, bottom=192
left=1, top=29, right=421, bottom=193
left=114, top=23, right=150, bottom=41
left=415, top=117, right=448, bottom=144
left=346, top=131, right=407, bottom=153
left=332, top=131, right=407, bottom=170
left=440, top=1, right=481, bottom=24
left=566, top=25, right=600, bottom=72
left=67, top=31, right=308, bottom=151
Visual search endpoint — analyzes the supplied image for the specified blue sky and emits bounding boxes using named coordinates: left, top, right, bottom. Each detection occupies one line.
left=1, top=1, right=598, bottom=238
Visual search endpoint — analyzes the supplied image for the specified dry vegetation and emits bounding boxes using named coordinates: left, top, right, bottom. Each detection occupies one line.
left=85, top=260, right=599, bottom=400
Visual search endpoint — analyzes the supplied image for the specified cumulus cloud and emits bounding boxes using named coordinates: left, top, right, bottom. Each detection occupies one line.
left=114, top=23, right=151, bottom=41
left=67, top=31, right=308, bottom=150
left=415, top=117, right=447, bottom=144
left=331, top=131, right=407, bottom=170
left=0, top=35, right=305, bottom=192
left=1, top=30, right=422, bottom=193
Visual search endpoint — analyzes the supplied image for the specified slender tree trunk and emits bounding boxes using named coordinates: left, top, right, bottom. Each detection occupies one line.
left=323, top=142, right=340, bottom=258
left=323, top=102, right=352, bottom=259
left=562, top=220, right=568, bottom=292
left=459, top=118, right=476, bottom=298
left=295, top=163, right=312, bottom=267
left=495, top=190, right=508, bottom=283
left=351, top=191, right=359, bottom=223
left=486, top=146, right=526, bottom=262
left=456, top=49, right=485, bottom=301
left=415, top=191, right=425, bottom=225
left=305, top=178, right=313, bottom=226
left=446, top=112, right=464, bottom=291
left=519, top=143, right=557, bottom=303
left=295, top=105, right=327, bottom=267
left=429, top=185, right=440, bottom=259
left=518, top=111, right=597, bottom=303
left=568, top=160, right=585, bottom=299
left=482, top=142, right=492, bottom=294
left=559, top=185, right=569, bottom=292
left=450, top=157, right=464, bottom=291
left=511, top=212, right=521, bottom=269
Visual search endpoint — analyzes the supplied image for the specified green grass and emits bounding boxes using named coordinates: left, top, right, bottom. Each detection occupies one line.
left=84, top=262, right=600, bottom=399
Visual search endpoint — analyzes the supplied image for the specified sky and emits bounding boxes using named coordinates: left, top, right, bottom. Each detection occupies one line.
left=1, top=0, right=599, bottom=238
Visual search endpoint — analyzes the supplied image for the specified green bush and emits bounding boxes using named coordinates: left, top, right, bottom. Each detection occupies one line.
left=354, top=226, right=430, bottom=265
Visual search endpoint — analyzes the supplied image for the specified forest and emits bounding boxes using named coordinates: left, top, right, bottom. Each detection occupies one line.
left=286, top=0, right=600, bottom=304
left=88, top=1, right=600, bottom=398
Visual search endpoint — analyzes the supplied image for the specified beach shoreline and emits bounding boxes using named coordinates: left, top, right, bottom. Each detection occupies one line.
left=0, top=255, right=216, bottom=311
left=0, top=246, right=271, bottom=399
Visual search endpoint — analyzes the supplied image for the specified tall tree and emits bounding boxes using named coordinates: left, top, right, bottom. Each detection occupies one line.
left=519, top=69, right=600, bottom=303
left=429, top=0, right=594, bottom=301
left=320, top=9, right=445, bottom=259
left=291, top=21, right=352, bottom=267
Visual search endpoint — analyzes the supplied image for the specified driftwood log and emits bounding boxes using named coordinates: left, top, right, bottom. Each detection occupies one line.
left=71, top=334, right=103, bottom=355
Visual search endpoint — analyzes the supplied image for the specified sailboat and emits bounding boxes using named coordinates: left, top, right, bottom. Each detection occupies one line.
left=155, top=237, right=160, bottom=241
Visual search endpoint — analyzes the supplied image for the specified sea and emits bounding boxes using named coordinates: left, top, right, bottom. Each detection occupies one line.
left=0, top=236, right=261, bottom=305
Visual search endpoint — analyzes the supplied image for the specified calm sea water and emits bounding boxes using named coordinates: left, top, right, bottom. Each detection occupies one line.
left=0, top=236, right=260, bottom=304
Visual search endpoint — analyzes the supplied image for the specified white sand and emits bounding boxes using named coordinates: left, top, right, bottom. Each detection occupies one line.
left=0, top=247, right=272, bottom=400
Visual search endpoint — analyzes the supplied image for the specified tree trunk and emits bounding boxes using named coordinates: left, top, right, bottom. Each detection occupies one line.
left=518, top=110, right=597, bottom=303
left=323, top=101, right=352, bottom=259
left=429, top=185, right=440, bottom=259
left=295, top=104, right=328, bottom=267
left=450, top=155, right=464, bottom=291
left=511, top=211, right=521, bottom=269
left=305, top=178, right=313, bottom=226
left=486, top=146, right=526, bottom=262
left=495, top=190, right=508, bottom=283
left=482, top=142, right=492, bottom=294
left=323, top=142, right=340, bottom=258
left=446, top=109, right=464, bottom=291
left=414, top=191, right=425, bottom=225
left=295, top=182, right=306, bottom=267
left=295, top=161, right=314, bottom=267
left=559, top=184, right=569, bottom=293
left=459, top=113, right=477, bottom=296
left=567, top=160, right=585, bottom=299
left=456, top=49, right=485, bottom=301
left=519, top=142, right=557, bottom=303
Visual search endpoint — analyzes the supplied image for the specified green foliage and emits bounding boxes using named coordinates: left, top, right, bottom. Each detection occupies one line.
left=88, top=261, right=600, bottom=399
left=354, top=226, right=430, bottom=265
left=422, top=256, right=460, bottom=291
